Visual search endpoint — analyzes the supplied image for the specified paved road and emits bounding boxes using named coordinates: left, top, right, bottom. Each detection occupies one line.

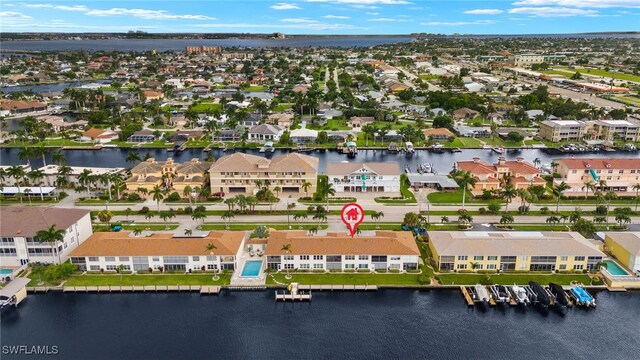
left=521, top=79, right=633, bottom=110
left=323, top=68, right=329, bottom=93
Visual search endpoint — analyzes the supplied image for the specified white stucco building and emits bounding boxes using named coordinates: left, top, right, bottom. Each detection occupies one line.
left=327, top=162, right=401, bottom=192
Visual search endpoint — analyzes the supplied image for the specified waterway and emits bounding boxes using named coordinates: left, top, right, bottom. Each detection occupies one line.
left=0, top=147, right=637, bottom=174
left=1, top=290, right=639, bottom=360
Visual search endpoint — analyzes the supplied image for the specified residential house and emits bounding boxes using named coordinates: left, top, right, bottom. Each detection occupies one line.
left=428, top=231, right=603, bottom=272
left=265, top=231, right=419, bottom=272
left=455, top=157, right=545, bottom=194
left=592, top=119, right=640, bottom=142
left=604, top=232, right=640, bottom=275
left=327, top=162, right=401, bottom=193
left=37, top=115, right=87, bottom=133
left=142, top=90, right=164, bottom=102
left=423, top=128, right=455, bottom=141
left=348, top=116, right=375, bottom=129
left=266, top=113, right=294, bottom=129
left=127, top=129, right=156, bottom=143
left=81, top=128, right=119, bottom=143
left=452, top=108, right=479, bottom=120
left=209, top=153, right=318, bottom=195
left=553, top=158, right=640, bottom=195
left=69, top=231, right=245, bottom=272
left=0, top=206, right=93, bottom=266
left=241, top=112, right=262, bottom=128
left=290, top=128, right=318, bottom=144
left=539, top=120, right=587, bottom=142
left=0, top=99, right=48, bottom=117
left=248, top=124, right=283, bottom=142
left=39, top=165, right=125, bottom=188
left=455, top=125, right=491, bottom=138
left=125, top=158, right=212, bottom=192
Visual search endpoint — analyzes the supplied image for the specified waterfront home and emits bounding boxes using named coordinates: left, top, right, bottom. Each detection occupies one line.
left=539, top=120, right=587, bottom=142
left=0, top=164, right=32, bottom=185
left=348, top=116, right=375, bottom=129
left=209, top=153, right=318, bottom=195
left=37, top=115, right=87, bottom=133
left=455, top=157, right=545, bottom=194
left=248, top=124, right=284, bottom=142
left=265, top=231, right=419, bottom=272
left=406, top=173, right=459, bottom=191
left=127, top=129, right=156, bottom=143
left=80, top=128, right=119, bottom=143
left=0, top=99, right=48, bottom=117
left=125, top=158, right=212, bottom=193
left=69, top=231, right=245, bottom=272
left=327, top=162, right=401, bottom=193
left=455, top=125, right=491, bottom=138
left=0, top=206, right=93, bottom=266
left=604, top=232, right=640, bottom=275
left=553, top=158, right=640, bottom=195
left=266, top=113, right=294, bottom=129
left=290, top=128, right=318, bottom=144
left=39, top=165, right=125, bottom=188
left=422, top=128, right=454, bottom=141
left=592, top=119, right=640, bottom=142
left=428, top=231, right=604, bottom=272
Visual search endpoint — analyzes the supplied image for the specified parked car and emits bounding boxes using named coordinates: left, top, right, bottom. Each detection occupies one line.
left=212, top=192, right=225, bottom=198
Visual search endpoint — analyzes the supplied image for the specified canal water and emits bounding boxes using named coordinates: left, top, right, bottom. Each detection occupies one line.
left=1, top=290, right=639, bottom=359
left=1, top=147, right=637, bottom=174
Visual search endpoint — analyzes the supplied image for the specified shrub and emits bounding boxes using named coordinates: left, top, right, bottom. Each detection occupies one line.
left=138, top=206, right=150, bottom=214
left=166, top=192, right=181, bottom=202
left=418, top=275, right=430, bottom=285
left=594, top=205, right=607, bottom=215
left=518, top=205, right=530, bottom=214
left=481, top=190, right=493, bottom=200
left=176, top=208, right=185, bottom=214
left=58, top=191, right=68, bottom=199
left=127, top=193, right=141, bottom=201
left=478, top=207, right=487, bottom=214
left=98, top=194, right=109, bottom=200
left=487, top=202, right=502, bottom=214
left=184, top=206, right=193, bottom=214
left=540, top=207, right=550, bottom=214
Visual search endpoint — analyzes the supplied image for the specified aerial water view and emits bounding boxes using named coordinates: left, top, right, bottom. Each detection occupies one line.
left=2, top=1, right=640, bottom=359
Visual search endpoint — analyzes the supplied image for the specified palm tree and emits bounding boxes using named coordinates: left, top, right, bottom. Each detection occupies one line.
left=144, top=212, right=155, bottom=225
left=184, top=229, right=193, bottom=236
left=221, top=211, right=234, bottom=229
left=582, top=180, right=595, bottom=200
left=31, top=144, right=48, bottom=167
left=500, top=184, right=517, bottom=213
left=125, top=151, right=142, bottom=165
left=27, top=169, right=46, bottom=201
left=183, top=185, right=193, bottom=206
left=604, top=190, right=618, bottom=230
left=441, top=216, right=449, bottom=224
left=553, top=181, right=570, bottom=213
left=324, top=182, right=336, bottom=209
left=24, top=188, right=32, bottom=205
left=633, top=183, right=640, bottom=212
left=550, top=160, right=559, bottom=174
left=371, top=211, right=384, bottom=229
left=7, top=165, right=26, bottom=203
left=281, top=243, right=293, bottom=280
left=206, top=243, right=219, bottom=280
left=150, top=185, right=164, bottom=212
left=35, top=224, right=65, bottom=264
left=301, top=181, right=312, bottom=197
left=286, top=202, right=296, bottom=229
left=533, top=157, right=541, bottom=169
left=294, top=213, right=308, bottom=229
left=78, top=169, right=93, bottom=197
left=454, top=171, right=476, bottom=211
left=273, top=186, right=281, bottom=199
left=133, top=228, right=142, bottom=237
left=51, top=149, right=66, bottom=165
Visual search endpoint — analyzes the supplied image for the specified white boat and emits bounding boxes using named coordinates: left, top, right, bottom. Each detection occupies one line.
left=511, top=285, right=530, bottom=305
left=405, top=142, right=415, bottom=153
left=491, top=146, right=504, bottom=154
left=474, top=284, right=490, bottom=303
left=490, top=285, right=511, bottom=303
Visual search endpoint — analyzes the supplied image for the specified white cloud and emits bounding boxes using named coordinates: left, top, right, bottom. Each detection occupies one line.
left=21, top=4, right=89, bottom=11
left=421, top=20, right=496, bottom=26
left=0, top=11, right=31, bottom=18
left=84, top=8, right=215, bottom=20
left=323, top=15, right=350, bottom=19
left=271, top=3, right=302, bottom=10
left=464, top=9, right=504, bottom=15
left=511, top=0, right=640, bottom=8
left=508, top=7, right=599, bottom=16
left=306, top=0, right=410, bottom=4
left=194, top=22, right=356, bottom=31
left=351, top=5, right=379, bottom=9
left=281, top=18, right=318, bottom=22
left=365, top=12, right=380, bottom=15
left=368, top=17, right=396, bottom=21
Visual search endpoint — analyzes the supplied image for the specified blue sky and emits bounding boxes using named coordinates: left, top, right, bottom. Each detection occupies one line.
left=1, top=1, right=639, bottom=34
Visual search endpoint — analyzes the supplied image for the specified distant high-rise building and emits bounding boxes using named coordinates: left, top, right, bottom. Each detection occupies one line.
left=184, top=46, right=222, bottom=54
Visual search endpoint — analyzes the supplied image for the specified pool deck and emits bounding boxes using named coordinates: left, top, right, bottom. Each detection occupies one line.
left=230, top=239, right=267, bottom=286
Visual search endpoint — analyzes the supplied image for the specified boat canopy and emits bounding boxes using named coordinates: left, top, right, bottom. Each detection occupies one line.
left=346, top=141, right=357, bottom=147
left=264, top=141, right=274, bottom=147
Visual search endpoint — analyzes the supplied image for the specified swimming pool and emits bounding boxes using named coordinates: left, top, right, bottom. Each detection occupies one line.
left=241, top=261, right=263, bottom=277
left=0, top=269, right=13, bottom=276
left=603, top=260, right=630, bottom=276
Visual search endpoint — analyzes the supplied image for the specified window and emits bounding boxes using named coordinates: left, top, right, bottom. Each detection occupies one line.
left=344, top=264, right=354, bottom=269
left=358, top=264, right=368, bottom=269
left=573, top=264, right=584, bottom=270
left=106, top=265, right=117, bottom=271
left=487, top=264, right=496, bottom=270
left=574, top=256, right=585, bottom=261
left=152, top=257, right=160, bottom=262
left=473, top=256, right=484, bottom=261
left=358, top=255, right=369, bottom=260
left=313, top=255, right=323, bottom=260
left=300, top=255, right=309, bottom=260
left=344, top=255, right=355, bottom=260
left=88, top=257, right=99, bottom=262
left=105, top=257, right=115, bottom=262
left=559, top=264, right=567, bottom=270
left=89, top=265, right=100, bottom=271
left=207, top=264, right=217, bottom=270
left=560, top=256, right=568, bottom=261
left=119, top=257, right=129, bottom=262
left=122, top=265, right=131, bottom=271
left=0, top=237, right=14, bottom=244
left=284, top=255, right=294, bottom=261
left=207, top=255, right=217, bottom=261
left=0, top=248, right=17, bottom=256
left=487, top=256, right=498, bottom=261
left=284, top=264, right=294, bottom=270
left=457, top=256, right=468, bottom=261
left=300, top=264, right=310, bottom=269
left=192, top=256, right=200, bottom=262
left=389, top=256, right=401, bottom=261
left=456, top=264, right=467, bottom=270
left=313, top=264, right=323, bottom=269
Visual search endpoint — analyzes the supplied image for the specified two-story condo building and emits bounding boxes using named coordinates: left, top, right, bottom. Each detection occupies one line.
left=604, top=232, right=640, bottom=275
left=539, top=120, right=587, bottom=142
left=553, top=158, right=640, bottom=195
left=327, top=162, right=401, bottom=193
left=592, top=119, right=640, bottom=142
left=69, top=231, right=245, bottom=272
left=39, top=165, right=125, bottom=188
left=455, top=157, right=545, bottom=194
left=265, top=231, right=420, bottom=272
left=209, top=153, right=318, bottom=195
left=428, top=231, right=604, bottom=272
left=125, top=158, right=213, bottom=193
left=0, top=206, right=92, bottom=266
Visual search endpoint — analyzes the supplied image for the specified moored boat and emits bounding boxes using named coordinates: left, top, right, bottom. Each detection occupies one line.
left=474, top=284, right=490, bottom=305
left=511, top=285, right=530, bottom=305
left=570, top=286, right=596, bottom=307
left=529, top=281, right=550, bottom=307
left=549, top=283, right=569, bottom=307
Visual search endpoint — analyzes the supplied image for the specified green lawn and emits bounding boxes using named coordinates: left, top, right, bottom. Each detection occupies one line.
left=190, top=103, right=222, bottom=112
left=92, top=223, right=179, bottom=232
left=245, top=85, right=267, bottom=91
left=435, top=273, right=593, bottom=286
left=63, top=274, right=231, bottom=286
left=273, top=103, right=293, bottom=112
left=267, top=272, right=423, bottom=285
left=446, top=137, right=483, bottom=148
left=566, top=67, right=640, bottom=83
left=200, top=223, right=328, bottom=231
left=418, top=74, right=440, bottom=80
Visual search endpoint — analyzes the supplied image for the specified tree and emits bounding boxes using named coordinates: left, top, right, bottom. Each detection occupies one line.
left=27, top=169, right=46, bottom=201
left=286, top=202, right=296, bottom=229
left=125, top=151, right=142, bottom=165
left=500, top=184, right=517, bottom=213
left=301, top=181, right=312, bottom=197
left=35, top=224, right=66, bottom=264
left=582, top=180, right=595, bottom=200
left=221, top=211, right=234, bottom=229
left=533, top=158, right=541, bottom=169
left=553, top=181, right=570, bottom=213
left=403, top=212, right=420, bottom=228
left=370, top=211, right=384, bottom=229
left=499, top=213, right=514, bottom=227
left=252, top=225, right=270, bottom=238
left=150, top=185, right=164, bottom=212
left=7, top=165, right=26, bottom=203
left=97, top=210, right=113, bottom=229
left=281, top=243, right=293, bottom=280
left=206, top=243, right=219, bottom=280
left=633, top=183, right=640, bottom=212
left=453, top=171, right=477, bottom=211
left=571, top=218, right=597, bottom=238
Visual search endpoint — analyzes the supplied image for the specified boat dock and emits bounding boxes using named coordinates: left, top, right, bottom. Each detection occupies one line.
left=0, top=278, right=30, bottom=310
left=298, top=284, right=377, bottom=291
left=58, top=285, right=220, bottom=294
left=275, top=282, right=311, bottom=302
left=460, top=284, right=592, bottom=308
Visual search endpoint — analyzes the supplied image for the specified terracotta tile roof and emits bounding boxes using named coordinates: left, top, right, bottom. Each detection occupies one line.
left=457, top=160, right=495, bottom=175
left=556, top=158, right=640, bottom=170
left=69, top=231, right=244, bottom=257
left=0, top=99, right=47, bottom=111
left=327, top=162, right=400, bottom=176
left=83, top=128, right=105, bottom=138
left=423, top=128, right=454, bottom=137
left=210, top=153, right=318, bottom=174
left=0, top=206, right=90, bottom=237
left=429, top=231, right=604, bottom=257
left=264, top=231, right=419, bottom=256
left=457, top=158, right=539, bottom=176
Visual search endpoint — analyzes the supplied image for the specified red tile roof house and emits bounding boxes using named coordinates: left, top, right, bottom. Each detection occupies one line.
left=455, top=157, right=545, bottom=195
left=553, top=158, right=640, bottom=196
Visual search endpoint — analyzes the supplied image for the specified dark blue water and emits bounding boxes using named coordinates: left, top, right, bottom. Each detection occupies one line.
left=2, top=290, right=639, bottom=360
left=1, top=79, right=109, bottom=94
left=1, top=147, right=637, bottom=174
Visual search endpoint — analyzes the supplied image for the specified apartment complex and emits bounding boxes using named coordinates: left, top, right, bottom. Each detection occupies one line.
left=39, top=165, right=125, bottom=187
left=125, top=158, right=212, bottom=192
left=512, top=54, right=566, bottom=67
left=69, top=231, right=245, bottom=272
left=327, top=162, right=401, bottom=193
left=0, top=206, right=93, bottom=266
left=592, top=119, right=640, bottom=142
left=539, top=120, right=586, bottom=142
left=553, top=158, right=640, bottom=194
left=428, top=231, right=604, bottom=272
left=265, top=231, right=420, bottom=272
left=455, top=157, right=545, bottom=194
left=604, top=232, right=640, bottom=275
left=209, top=153, right=318, bottom=195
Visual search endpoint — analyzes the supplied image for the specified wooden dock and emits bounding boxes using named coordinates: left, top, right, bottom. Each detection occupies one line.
left=460, top=286, right=474, bottom=306
left=59, top=285, right=220, bottom=294
left=200, top=286, right=221, bottom=295
left=275, top=291, right=312, bottom=301
left=298, top=284, right=377, bottom=291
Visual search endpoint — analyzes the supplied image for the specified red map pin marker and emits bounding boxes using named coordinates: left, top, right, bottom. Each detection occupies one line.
left=340, top=203, right=364, bottom=237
